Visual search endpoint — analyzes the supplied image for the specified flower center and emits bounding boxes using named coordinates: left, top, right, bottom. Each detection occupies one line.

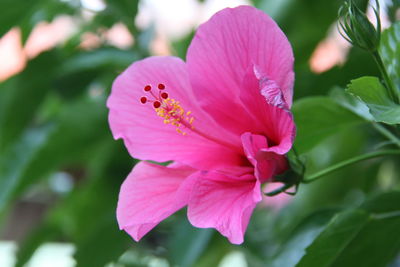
left=140, top=83, right=195, bottom=135
left=139, top=84, right=239, bottom=152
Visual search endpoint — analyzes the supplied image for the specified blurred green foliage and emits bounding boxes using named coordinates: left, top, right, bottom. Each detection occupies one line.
left=0, top=0, right=399, bottom=266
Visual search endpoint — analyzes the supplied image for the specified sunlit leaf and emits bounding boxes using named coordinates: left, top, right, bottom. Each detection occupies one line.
left=329, top=87, right=373, bottom=120
left=347, top=76, right=400, bottom=124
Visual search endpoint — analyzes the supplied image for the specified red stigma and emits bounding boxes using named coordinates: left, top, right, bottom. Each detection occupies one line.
left=140, top=96, right=147, bottom=104
left=140, top=83, right=168, bottom=107
left=153, top=101, right=161, bottom=108
left=161, top=92, right=169, bottom=99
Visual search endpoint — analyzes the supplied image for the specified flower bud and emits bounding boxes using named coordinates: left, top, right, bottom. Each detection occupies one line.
left=338, top=0, right=381, bottom=52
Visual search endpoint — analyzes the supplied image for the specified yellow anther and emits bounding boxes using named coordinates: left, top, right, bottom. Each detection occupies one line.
left=176, top=128, right=185, bottom=135
left=154, top=97, right=194, bottom=136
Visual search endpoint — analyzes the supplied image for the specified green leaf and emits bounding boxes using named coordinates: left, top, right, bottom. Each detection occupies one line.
left=292, top=97, right=366, bottom=153
left=258, top=0, right=369, bottom=66
left=333, top=214, right=400, bottom=267
left=0, top=51, right=61, bottom=149
left=193, top=236, right=233, bottom=267
left=59, top=48, right=138, bottom=74
left=14, top=140, right=132, bottom=266
left=296, top=192, right=400, bottom=267
left=387, top=0, right=400, bottom=23
left=168, top=220, right=213, bottom=267
left=361, top=191, right=400, bottom=213
left=347, top=77, right=393, bottom=106
left=94, top=0, right=139, bottom=35
left=171, top=30, right=195, bottom=59
left=0, top=125, right=55, bottom=214
left=74, top=216, right=130, bottom=267
left=270, top=210, right=337, bottom=267
left=63, top=144, right=132, bottom=267
left=379, top=21, right=400, bottom=92
left=296, top=210, right=369, bottom=267
left=329, top=87, right=373, bottom=121
left=0, top=0, right=77, bottom=43
left=0, top=97, right=109, bottom=214
left=0, top=0, right=36, bottom=37
left=20, top=0, right=77, bottom=43
left=346, top=76, right=400, bottom=124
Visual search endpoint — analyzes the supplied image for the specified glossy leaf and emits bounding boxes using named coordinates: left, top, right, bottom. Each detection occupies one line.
left=296, top=192, right=400, bottom=267
left=270, top=210, right=337, bottom=267
left=296, top=210, right=369, bottom=267
left=347, top=76, right=400, bottom=124
left=292, top=96, right=366, bottom=153
left=329, top=87, right=373, bottom=121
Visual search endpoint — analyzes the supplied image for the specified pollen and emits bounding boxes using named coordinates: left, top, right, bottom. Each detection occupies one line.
left=139, top=84, right=194, bottom=135
left=155, top=98, right=194, bottom=135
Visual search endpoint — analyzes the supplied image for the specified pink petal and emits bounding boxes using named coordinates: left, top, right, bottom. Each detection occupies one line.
left=107, top=56, right=243, bottom=170
left=186, top=171, right=262, bottom=244
left=240, top=67, right=296, bottom=154
left=187, top=6, right=294, bottom=133
left=254, top=65, right=289, bottom=110
left=117, top=161, right=195, bottom=241
left=241, top=132, right=288, bottom=183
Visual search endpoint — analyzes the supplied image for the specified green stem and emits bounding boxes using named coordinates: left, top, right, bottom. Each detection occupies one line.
left=372, top=51, right=399, bottom=104
left=373, top=123, right=400, bottom=149
left=303, top=149, right=400, bottom=183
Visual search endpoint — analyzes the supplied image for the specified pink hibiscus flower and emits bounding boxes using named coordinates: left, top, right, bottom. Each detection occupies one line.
left=107, top=5, right=295, bottom=245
